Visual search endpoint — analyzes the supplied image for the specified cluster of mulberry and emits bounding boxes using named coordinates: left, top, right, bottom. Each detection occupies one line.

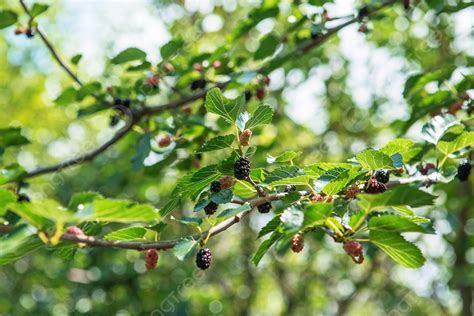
left=239, top=129, right=252, bottom=147
left=65, top=226, right=86, bottom=237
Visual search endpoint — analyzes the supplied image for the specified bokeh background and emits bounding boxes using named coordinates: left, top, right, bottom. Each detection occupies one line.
left=0, top=0, right=473, bottom=315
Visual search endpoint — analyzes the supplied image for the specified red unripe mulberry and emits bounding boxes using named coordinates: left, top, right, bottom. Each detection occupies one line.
left=291, top=234, right=304, bottom=253
left=219, top=176, right=235, bottom=189
left=256, top=88, right=266, bottom=100
left=343, top=241, right=364, bottom=264
left=65, top=226, right=85, bottom=237
left=163, top=63, right=174, bottom=74
left=193, top=63, right=204, bottom=72
left=239, top=129, right=252, bottom=146
left=145, top=249, right=159, bottom=270
left=212, top=60, right=222, bottom=69
left=145, top=75, right=160, bottom=87
left=158, top=135, right=171, bottom=148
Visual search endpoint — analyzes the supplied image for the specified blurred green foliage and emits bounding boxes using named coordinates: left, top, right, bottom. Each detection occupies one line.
left=0, top=0, right=473, bottom=315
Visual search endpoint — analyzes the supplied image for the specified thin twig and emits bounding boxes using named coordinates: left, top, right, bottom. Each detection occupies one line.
left=19, top=0, right=82, bottom=86
left=23, top=107, right=135, bottom=179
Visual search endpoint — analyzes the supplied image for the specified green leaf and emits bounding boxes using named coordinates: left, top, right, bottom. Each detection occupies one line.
left=368, top=214, right=425, bottom=233
left=217, top=203, right=252, bottom=220
left=173, top=237, right=198, bottom=261
left=172, top=216, right=203, bottom=228
left=370, top=231, right=425, bottom=268
left=77, top=81, right=102, bottom=100
left=246, top=146, right=257, bottom=157
left=0, top=165, right=25, bottom=185
left=392, top=206, right=416, bottom=216
left=245, top=105, right=274, bottom=130
left=81, top=199, right=159, bottom=223
left=304, top=162, right=354, bottom=177
left=252, top=231, right=282, bottom=266
left=147, top=222, right=168, bottom=234
left=54, top=87, right=77, bottom=106
left=205, top=88, right=243, bottom=124
left=257, top=215, right=281, bottom=238
left=70, top=54, right=82, bottom=65
left=421, top=114, right=459, bottom=144
left=0, top=128, right=29, bottom=147
left=210, top=188, right=233, bottom=204
left=160, top=38, right=184, bottom=60
left=314, top=167, right=348, bottom=194
left=80, top=222, right=103, bottom=236
left=268, top=175, right=312, bottom=188
left=263, top=166, right=305, bottom=184
left=358, top=186, right=436, bottom=212
left=8, top=199, right=75, bottom=228
left=131, top=132, right=151, bottom=171
left=30, top=3, right=49, bottom=18
left=254, top=34, right=280, bottom=60
left=173, top=165, right=221, bottom=200
left=68, top=191, right=103, bottom=212
left=194, top=194, right=210, bottom=212
left=403, top=67, right=455, bottom=99
left=0, top=189, right=16, bottom=216
left=159, top=198, right=179, bottom=218
left=127, top=61, right=151, bottom=72
left=161, top=166, right=221, bottom=218
left=356, top=149, right=396, bottom=170
left=197, top=135, right=235, bottom=152
left=303, top=203, right=332, bottom=227
left=104, top=227, right=147, bottom=241
left=233, top=181, right=257, bottom=199
left=111, top=47, right=147, bottom=64
left=267, top=151, right=302, bottom=164
left=280, top=207, right=304, bottom=231
left=53, top=246, right=77, bottom=260
left=0, top=231, right=43, bottom=265
left=349, top=210, right=365, bottom=229
left=77, top=103, right=107, bottom=117
left=0, top=10, right=18, bottom=29
left=438, top=131, right=474, bottom=157
left=325, top=217, right=345, bottom=236
left=380, top=138, right=418, bottom=163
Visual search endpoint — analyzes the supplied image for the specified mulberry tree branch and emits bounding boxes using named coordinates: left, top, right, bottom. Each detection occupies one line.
left=57, top=172, right=431, bottom=251
left=60, top=193, right=288, bottom=250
